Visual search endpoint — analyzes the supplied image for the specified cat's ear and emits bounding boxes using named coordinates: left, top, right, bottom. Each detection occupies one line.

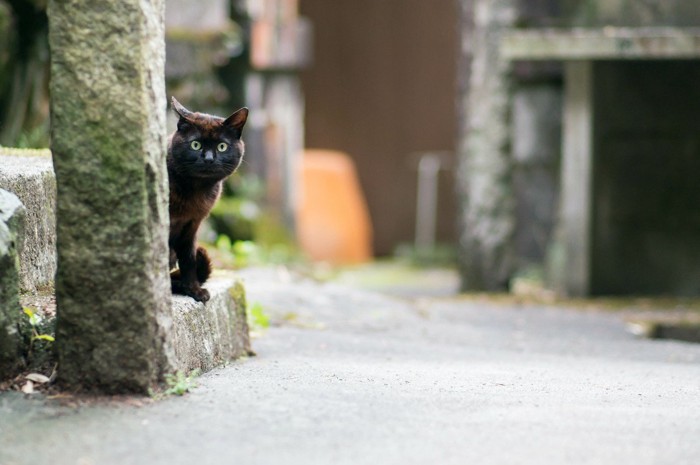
left=171, top=97, right=195, bottom=125
left=223, top=107, right=249, bottom=131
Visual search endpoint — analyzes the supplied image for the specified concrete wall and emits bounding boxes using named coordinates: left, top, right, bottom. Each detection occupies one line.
left=591, top=61, right=700, bottom=295
left=299, top=0, right=458, bottom=255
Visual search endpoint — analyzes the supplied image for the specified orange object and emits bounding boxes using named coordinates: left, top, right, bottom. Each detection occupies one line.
left=297, top=149, right=373, bottom=264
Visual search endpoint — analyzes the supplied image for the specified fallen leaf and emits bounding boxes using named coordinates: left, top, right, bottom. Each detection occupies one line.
left=21, top=380, right=34, bottom=394
left=26, top=373, right=50, bottom=384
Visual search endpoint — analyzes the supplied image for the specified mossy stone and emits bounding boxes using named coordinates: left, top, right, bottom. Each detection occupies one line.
left=0, top=188, right=25, bottom=376
left=48, top=0, right=173, bottom=393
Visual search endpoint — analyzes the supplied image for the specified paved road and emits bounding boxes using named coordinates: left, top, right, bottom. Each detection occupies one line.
left=2, top=268, right=700, bottom=465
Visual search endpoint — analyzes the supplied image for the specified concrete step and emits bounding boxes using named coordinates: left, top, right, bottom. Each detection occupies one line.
left=0, top=149, right=56, bottom=293
left=171, top=273, right=253, bottom=373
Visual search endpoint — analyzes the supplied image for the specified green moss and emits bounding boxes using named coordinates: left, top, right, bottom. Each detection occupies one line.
left=228, top=280, right=247, bottom=311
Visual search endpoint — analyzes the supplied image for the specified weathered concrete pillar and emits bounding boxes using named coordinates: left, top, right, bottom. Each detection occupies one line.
left=512, top=84, right=562, bottom=270
left=0, top=189, right=24, bottom=376
left=553, top=61, right=593, bottom=296
left=456, top=0, right=518, bottom=291
left=48, top=0, right=173, bottom=392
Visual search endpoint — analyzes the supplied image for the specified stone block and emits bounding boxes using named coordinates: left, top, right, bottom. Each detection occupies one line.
left=49, top=0, right=173, bottom=392
left=0, top=188, right=24, bottom=375
left=0, top=149, right=56, bottom=293
left=171, top=275, right=252, bottom=373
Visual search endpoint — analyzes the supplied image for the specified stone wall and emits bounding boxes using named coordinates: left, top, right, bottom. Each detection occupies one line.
left=0, top=149, right=55, bottom=293
left=0, top=189, right=24, bottom=375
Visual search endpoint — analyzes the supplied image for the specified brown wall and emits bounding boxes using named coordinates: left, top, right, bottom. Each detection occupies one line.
left=299, top=0, right=458, bottom=255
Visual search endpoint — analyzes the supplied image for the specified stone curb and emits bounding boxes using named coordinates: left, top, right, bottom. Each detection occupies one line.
left=171, top=274, right=252, bottom=373
left=0, top=188, right=24, bottom=375
left=0, top=150, right=56, bottom=293
left=626, top=316, right=700, bottom=344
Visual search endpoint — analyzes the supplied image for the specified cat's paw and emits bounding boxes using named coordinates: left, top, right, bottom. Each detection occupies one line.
left=172, top=279, right=210, bottom=303
left=190, top=287, right=210, bottom=303
left=180, top=285, right=209, bottom=303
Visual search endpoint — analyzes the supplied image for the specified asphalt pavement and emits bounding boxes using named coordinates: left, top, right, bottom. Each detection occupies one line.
left=2, top=266, right=700, bottom=465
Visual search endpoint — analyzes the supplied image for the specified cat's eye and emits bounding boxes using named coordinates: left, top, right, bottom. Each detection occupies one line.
left=190, top=140, right=202, bottom=150
left=217, top=142, right=228, bottom=152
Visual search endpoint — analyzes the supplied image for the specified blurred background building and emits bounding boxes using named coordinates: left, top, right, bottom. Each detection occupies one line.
left=458, top=0, right=700, bottom=296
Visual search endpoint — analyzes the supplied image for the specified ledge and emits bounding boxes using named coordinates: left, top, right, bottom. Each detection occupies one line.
left=0, top=150, right=56, bottom=293
left=502, top=27, right=700, bottom=61
left=627, top=316, right=700, bottom=344
left=170, top=272, right=252, bottom=373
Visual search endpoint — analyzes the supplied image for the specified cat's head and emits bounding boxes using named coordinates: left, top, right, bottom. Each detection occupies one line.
left=169, top=97, right=249, bottom=180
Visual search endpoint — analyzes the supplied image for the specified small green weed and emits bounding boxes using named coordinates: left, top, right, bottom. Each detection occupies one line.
left=163, top=369, right=200, bottom=397
left=23, top=307, right=55, bottom=347
left=247, top=301, right=270, bottom=330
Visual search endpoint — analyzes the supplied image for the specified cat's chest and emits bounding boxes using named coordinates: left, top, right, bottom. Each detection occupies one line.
left=169, top=181, right=221, bottom=223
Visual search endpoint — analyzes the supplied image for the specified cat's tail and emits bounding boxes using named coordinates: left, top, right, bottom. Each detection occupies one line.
left=169, top=246, right=212, bottom=284
left=195, top=246, right=212, bottom=284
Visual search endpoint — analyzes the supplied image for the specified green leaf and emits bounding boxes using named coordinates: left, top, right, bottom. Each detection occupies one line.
left=33, top=334, right=55, bottom=342
left=23, top=307, right=40, bottom=326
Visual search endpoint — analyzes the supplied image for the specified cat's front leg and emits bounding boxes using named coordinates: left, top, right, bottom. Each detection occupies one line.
left=172, top=233, right=210, bottom=303
left=171, top=276, right=210, bottom=302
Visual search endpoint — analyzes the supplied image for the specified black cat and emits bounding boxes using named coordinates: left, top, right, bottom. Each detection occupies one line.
left=167, top=97, right=248, bottom=302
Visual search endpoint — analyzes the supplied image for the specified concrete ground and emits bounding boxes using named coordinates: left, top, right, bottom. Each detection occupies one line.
left=2, top=266, right=700, bottom=465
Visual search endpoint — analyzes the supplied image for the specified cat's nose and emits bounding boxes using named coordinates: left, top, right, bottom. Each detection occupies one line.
left=203, top=151, right=215, bottom=163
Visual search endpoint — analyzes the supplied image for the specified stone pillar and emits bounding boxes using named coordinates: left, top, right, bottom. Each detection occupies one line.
left=48, top=0, right=172, bottom=392
left=512, top=84, right=562, bottom=269
left=0, top=189, right=24, bottom=375
left=555, top=61, right=593, bottom=296
left=456, top=0, right=518, bottom=291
